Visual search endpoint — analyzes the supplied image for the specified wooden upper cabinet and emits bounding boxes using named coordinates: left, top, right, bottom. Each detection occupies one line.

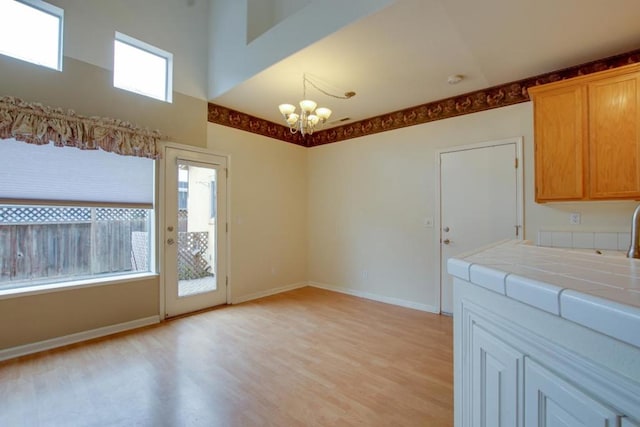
left=589, top=72, right=640, bottom=199
left=529, top=63, right=640, bottom=202
left=532, top=84, right=587, bottom=201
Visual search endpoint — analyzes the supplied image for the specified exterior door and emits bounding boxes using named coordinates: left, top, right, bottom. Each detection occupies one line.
left=439, top=139, right=522, bottom=313
left=162, top=146, right=228, bottom=318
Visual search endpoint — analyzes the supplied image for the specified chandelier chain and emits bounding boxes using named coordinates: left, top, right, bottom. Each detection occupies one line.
left=304, top=75, right=353, bottom=100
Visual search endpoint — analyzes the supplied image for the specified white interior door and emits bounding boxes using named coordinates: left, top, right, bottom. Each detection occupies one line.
left=162, top=146, right=228, bottom=318
left=439, top=139, right=522, bottom=314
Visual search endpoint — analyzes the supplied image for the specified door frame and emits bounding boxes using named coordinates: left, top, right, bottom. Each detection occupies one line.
left=158, top=142, right=231, bottom=319
left=434, top=137, right=524, bottom=314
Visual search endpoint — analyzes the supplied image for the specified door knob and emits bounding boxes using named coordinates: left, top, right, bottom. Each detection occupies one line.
left=443, top=226, right=450, bottom=232
left=443, top=239, right=451, bottom=244
left=167, top=238, right=175, bottom=245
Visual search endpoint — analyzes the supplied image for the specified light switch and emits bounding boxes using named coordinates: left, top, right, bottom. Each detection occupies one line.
left=424, top=217, right=434, bottom=228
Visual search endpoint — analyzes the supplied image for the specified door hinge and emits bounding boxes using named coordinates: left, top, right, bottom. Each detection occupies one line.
left=226, top=276, right=228, bottom=287
left=515, top=225, right=521, bottom=237
left=515, top=158, right=519, bottom=169
left=226, top=222, right=228, bottom=233
left=225, top=168, right=229, bottom=178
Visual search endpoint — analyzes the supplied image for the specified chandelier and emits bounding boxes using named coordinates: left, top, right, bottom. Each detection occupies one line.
left=278, top=74, right=355, bottom=136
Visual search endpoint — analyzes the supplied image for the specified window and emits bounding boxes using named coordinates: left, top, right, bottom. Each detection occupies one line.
left=113, top=32, right=173, bottom=102
left=0, top=0, right=64, bottom=70
left=0, top=139, right=155, bottom=291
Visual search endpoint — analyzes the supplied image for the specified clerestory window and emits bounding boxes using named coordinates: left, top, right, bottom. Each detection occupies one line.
left=0, top=0, right=64, bottom=71
left=113, top=32, right=173, bottom=102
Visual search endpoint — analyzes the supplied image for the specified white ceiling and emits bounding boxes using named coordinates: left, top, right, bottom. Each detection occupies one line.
left=210, top=0, right=640, bottom=129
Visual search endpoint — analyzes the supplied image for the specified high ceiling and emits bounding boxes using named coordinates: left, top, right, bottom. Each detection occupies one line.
left=210, top=0, right=640, bottom=129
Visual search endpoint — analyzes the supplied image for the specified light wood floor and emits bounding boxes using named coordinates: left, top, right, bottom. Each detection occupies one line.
left=0, top=287, right=453, bottom=426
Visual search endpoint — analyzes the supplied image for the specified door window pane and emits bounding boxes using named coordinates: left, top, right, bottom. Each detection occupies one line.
left=177, top=162, right=217, bottom=297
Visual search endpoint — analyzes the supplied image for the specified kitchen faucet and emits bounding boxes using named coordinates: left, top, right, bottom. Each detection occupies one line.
left=627, top=204, right=640, bottom=258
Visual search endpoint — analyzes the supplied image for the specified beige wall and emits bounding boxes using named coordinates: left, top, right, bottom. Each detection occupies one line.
left=207, top=124, right=308, bottom=301
left=1, top=96, right=636, bottom=351
left=2, top=6, right=637, bottom=351
left=0, top=55, right=207, bottom=147
left=0, top=277, right=158, bottom=350
left=0, top=53, right=207, bottom=351
left=49, top=0, right=210, bottom=100
left=308, top=102, right=637, bottom=310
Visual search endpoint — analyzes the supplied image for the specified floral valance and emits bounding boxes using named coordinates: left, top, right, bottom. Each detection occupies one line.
left=0, top=96, right=162, bottom=159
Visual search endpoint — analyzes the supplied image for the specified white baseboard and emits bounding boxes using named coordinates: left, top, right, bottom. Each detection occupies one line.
left=309, top=282, right=439, bottom=314
left=231, top=282, right=308, bottom=304
left=0, top=315, right=160, bottom=362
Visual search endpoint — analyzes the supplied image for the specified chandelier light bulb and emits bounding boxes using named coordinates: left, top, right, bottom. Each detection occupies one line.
left=286, top=113, right=299, bottom=125
left=279, top=104, right=296, bottom=115
left=308, top=114, right=320, bottom=126
left=299, top=99, right=317, bottom=113
left=315, top=107, right=332, bottom=120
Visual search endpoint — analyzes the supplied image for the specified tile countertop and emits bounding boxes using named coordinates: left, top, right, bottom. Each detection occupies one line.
left=447, top=240, right=640, bottom=349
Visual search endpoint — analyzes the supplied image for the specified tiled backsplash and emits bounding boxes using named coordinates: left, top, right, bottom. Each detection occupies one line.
left=537, top=231, right=631, bottom=251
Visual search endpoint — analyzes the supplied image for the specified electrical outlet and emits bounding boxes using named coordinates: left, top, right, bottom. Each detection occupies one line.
left=361, top=270, right=369, bottom=280
left=569, top=212, right=581, bottom=225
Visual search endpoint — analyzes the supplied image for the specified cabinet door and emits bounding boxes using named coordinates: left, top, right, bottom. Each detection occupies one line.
left=524, top=358, right=621, bottom=427
left=589, top=72, right=640, bottom=199
left=470, top=323, right=523, bottom=427
left=533, top=85, right=587, bottom=202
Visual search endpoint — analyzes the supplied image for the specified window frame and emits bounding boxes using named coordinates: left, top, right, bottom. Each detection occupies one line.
left=0, top=139, right=157, bottom=295
left=113, top=31, right=173, bottom=103
left=0, top=0, right=64, bottom=71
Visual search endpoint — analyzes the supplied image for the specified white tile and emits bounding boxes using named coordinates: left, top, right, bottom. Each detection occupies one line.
left=618, top=232, right=632, bottom=251
left=505, top=274, right=562, bottom=315
left=571, top=232, right=594, bottom=249
left=447, top=258, right=471, bottom=281
left=469, top=264, right=508, bottom=295
left=538, top=231, right=552, bottom=247
left=560, top=289, right=640, bottom=348
left=551, top=232, right=572, bottom=248
left=594, top=232, right=619, bottom=251
left=561, top=269, right=639, bottom=288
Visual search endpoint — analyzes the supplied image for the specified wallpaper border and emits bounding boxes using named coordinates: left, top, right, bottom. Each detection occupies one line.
left=208, top=48, right=640, bottom=147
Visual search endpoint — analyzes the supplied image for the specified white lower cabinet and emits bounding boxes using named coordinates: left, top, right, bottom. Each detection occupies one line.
left=470, top=323, right=523, bottom=426
left=456, top=279, right=640, bottom=427
left=524, top=358, right=621, bottom=426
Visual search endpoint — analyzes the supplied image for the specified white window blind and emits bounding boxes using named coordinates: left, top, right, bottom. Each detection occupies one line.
left=0, top=138, right=154, bottom=207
